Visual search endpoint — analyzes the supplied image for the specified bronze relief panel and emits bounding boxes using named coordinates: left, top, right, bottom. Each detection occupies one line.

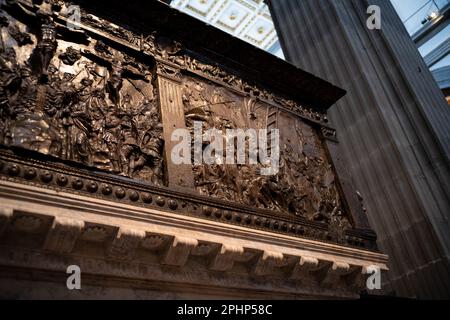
left=0, top=1, right=352, bottom=238
left=181, top=76, right=349, bottom=226
left=0, top=10, right=165, bottom=185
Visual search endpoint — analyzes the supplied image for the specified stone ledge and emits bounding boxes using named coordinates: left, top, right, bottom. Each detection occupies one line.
left=0, top=180, right=388, bottom=299
left=0, top=148, right=377, bottom=250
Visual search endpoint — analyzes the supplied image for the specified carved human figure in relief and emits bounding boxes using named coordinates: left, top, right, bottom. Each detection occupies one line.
left=181, top=76, right=349, bottom=225
left=0, top=9, right=165, bottom=186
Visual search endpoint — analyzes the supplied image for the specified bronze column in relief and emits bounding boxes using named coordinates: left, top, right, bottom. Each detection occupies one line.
left=155, top=61, right=194, bottom=188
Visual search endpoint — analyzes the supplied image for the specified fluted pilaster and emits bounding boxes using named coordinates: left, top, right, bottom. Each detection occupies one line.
left=268, top=0, right=450, bottom=299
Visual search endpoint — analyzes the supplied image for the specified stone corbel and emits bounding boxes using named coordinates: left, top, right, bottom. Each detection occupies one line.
left=253, top=251, right=284, bottom=276
left=162, top=236, right=198, bottom=266
left=343, top=265, right=366, bottom=289
left=0, top=197, right=388, bottom=297
left=43, top=216, right=85, bottom=254
left=209, top=244, right=244, bottom=272
left=290, top=256, right=320, bottom=280
left=0, top=207, right=13, bottom=236
left=313, top=261, right=351, bottom=287
left=107, top=228, right=146, bottom=261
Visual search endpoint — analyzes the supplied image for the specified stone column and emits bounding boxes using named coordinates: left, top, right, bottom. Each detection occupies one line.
left=267, top=0, right=450, bottom=299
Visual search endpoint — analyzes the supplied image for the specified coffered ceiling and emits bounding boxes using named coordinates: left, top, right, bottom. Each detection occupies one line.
left=170, top=0, right=284, bottom=58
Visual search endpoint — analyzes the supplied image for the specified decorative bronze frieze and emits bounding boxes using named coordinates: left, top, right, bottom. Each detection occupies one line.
left=0, top=147, right=376, bottom=250
left=0, top=0, right=377, bottom=250
left=0, top=4, right=165, bottom=183
left=181, top=76, right=347, bottom=222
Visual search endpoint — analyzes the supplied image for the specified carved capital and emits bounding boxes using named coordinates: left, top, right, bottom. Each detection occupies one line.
left=156, top=61, right=182, bottom=83
left=321, top=126, right=338, bottom=141
left=162, top=236, right=198, bottom=266
left=44, top=216, right=84, bottom=254
left=210, top=244, right=244, bottom=272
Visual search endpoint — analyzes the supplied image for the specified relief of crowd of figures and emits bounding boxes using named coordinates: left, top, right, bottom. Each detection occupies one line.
left=0, top=7, right=165, bottom=185
left=182, top=77, right=349, bottom=227
left=73, top=0, right=329, bottom=124
left=0, top=1, right=350, bottom=229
